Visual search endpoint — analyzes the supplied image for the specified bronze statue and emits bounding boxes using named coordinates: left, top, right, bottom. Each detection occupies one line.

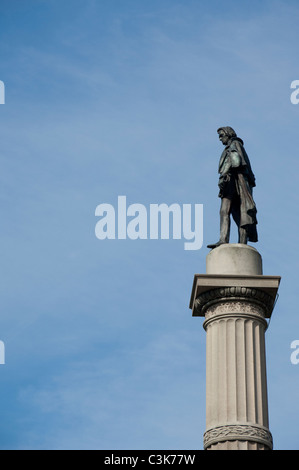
left=207, top=127, right=258, bottom=249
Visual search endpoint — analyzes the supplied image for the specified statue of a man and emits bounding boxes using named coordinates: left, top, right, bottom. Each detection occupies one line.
left=207, top=127, right=258, bottom=249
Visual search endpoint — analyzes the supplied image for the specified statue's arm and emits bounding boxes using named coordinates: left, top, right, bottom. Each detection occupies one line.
left=230, top=150, right=241, bottom=168
left=219, top=154, right=239, bottom=177
left=220, top=157, right=231, bottom=175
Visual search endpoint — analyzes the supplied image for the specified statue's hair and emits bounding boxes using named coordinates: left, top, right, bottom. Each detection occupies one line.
left=217, top=126, right=237, bottom=138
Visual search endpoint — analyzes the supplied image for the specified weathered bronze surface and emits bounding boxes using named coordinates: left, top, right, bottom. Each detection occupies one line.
left=207, top=127, right=258, bottom=249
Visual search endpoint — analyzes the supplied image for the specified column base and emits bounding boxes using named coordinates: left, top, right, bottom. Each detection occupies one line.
left=204, top=423, right=273, bottom=450
left=207, top=440, right=270, bottom=450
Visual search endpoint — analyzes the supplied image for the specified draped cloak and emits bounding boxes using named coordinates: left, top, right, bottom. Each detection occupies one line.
left=218, top=137, right=258, bottom=243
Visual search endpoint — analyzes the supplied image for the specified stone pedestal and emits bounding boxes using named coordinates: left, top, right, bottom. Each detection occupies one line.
left=189, top=244, right=280, bottom=450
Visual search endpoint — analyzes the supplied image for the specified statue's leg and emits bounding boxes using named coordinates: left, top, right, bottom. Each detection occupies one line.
left=238, top=227, right=248, bottom=244
left=207, top=196, right=233, bottom=249
left=231, top=201, right=248, bottom=244
left=219, top=197, right=232, bottom=243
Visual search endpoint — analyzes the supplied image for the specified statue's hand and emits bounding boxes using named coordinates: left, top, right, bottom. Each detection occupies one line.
left=223, top=173, right=231, bottom=183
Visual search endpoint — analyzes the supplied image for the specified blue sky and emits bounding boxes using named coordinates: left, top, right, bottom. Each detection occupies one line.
left=0, top=0, right=298, bottom=450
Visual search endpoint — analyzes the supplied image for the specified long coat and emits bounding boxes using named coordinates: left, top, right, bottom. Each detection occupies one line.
left=218, top=137, right=258, bottom=242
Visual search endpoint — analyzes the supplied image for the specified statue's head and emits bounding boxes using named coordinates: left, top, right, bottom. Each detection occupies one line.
left=217, top=126, right=237, bottom=146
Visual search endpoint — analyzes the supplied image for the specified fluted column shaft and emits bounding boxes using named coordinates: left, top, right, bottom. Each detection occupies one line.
left=202, top=295, right=272, bottom=450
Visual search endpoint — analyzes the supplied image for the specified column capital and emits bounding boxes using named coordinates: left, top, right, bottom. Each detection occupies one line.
left=189, top=274, right=280, bottom=319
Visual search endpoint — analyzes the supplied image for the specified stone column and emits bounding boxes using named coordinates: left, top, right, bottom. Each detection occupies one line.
left=189, top=244, right=280, bottom=450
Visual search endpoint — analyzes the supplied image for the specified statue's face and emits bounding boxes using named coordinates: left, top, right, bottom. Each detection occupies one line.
left=218, top=130, right=229, bottom=146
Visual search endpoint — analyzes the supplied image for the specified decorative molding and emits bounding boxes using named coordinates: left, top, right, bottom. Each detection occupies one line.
left=203, top=299, right=268, bottom=329
left=204, top=424, right=273, bottom=450
left=194, top=286, right=273, bottom=317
